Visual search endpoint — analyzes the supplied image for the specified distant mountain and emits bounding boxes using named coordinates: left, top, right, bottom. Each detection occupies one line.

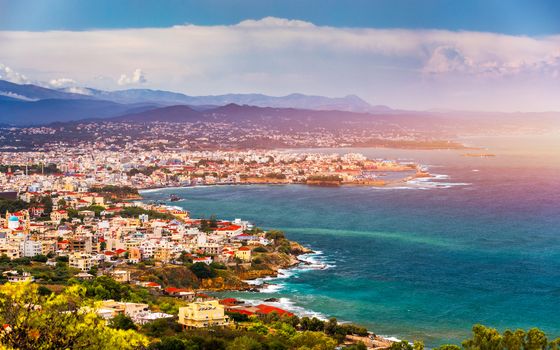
left=0, top=79, right=393, bottom=125
left=0, top=80, right=88, bottom=101
left=0, top=98, right=157, bottom=125
left=0, top=80, right=164, bottom=125
left=112, top=105, right=202, bottom=123
left=109, top=102, right=406, bottom=131
left=64, top=87, right=382, bottom=113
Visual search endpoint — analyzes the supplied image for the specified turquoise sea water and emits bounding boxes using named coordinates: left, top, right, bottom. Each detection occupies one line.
left=141, top=135, right=560, bottom=346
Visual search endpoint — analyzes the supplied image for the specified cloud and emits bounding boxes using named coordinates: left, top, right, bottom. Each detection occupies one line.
left=1, top=18, right=560, bottom=110
left=0, top=63, right=32, bottom=84
left=0, top=91, right=38, bottom=101
left=423, top=46, right=473, bottom=74
left=48, top=78, right=77, bottom=88
left=117, top=69, right=147, bottom=86
left=236, top=17, right=315, bottom=28
left=62, top=86, right=92, bottom=95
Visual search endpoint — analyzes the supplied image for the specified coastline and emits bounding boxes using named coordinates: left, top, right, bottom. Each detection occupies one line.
left=137, top=171, right=433, bottom=194
left=218, top=248, right=398, bottom=348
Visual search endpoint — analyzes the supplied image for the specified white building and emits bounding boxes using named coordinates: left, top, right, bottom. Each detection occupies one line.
left=20, top=240, right=43, bottom=257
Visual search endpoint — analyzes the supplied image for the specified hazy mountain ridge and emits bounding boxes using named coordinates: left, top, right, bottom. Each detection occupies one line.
left=65, top=87, right=381, bottom=112
left=0, top=79, right=389, bottom=125
left=1, top=79, right=559, bottom=133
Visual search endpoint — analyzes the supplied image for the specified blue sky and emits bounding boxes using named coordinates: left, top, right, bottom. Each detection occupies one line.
left=1, top=0, right=560, bottom=35
left=1, top=0, right=560, bottom=111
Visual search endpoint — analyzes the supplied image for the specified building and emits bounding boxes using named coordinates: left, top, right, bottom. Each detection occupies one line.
left=97, top=300, right=149, bottom=320
left=111, top=270, right=131, bottom=283
left=178, top=300, right=230, bottom=329
left=235, top=246, right=252, bottom=262
left=154, top=246, right=175, bottom=263
left=69, top=252, right=95, bottom=271
left=20, top=240, right=43, bottom=257
left=5, top=271, right=35, bottom=283
left=50, top=210, right=69, bottom=223
left=0, top=243, right=20, bottom=260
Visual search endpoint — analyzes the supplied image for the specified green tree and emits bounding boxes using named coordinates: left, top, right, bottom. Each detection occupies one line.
left=226, top=336, right=262, bottom=350
left=0, top=282, right=148, bottom=350
left=503, top=330, right=526, bottom=350
left=463, top=325, right=503, bottom=350
left=290, top=331, right=337, bottom=350
left=390, top=340, right=413, bottom=350
left=525, top=328, right=547, bottom=350
left=414, top=340, right=425, bottom=350
left=434, top=345, right=461, bottom=350
left=549, top=338, right=560, bottom=350
left=189, top=262, right=216, bottom=279
left=109, top=314, right=137, bottom=331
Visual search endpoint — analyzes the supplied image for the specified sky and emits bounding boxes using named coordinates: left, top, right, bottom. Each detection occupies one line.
left=1, top=0, right=560, bottom=111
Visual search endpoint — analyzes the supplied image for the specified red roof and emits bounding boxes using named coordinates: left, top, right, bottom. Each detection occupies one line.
left=146, top=282, right=161, bottom=287
left=216, top=224, right=242, bottom=231
left=256, top=304, right=293, bottom=316
left=219, top=298, right=238, bottom=306
left=238, top=247, right=251, bottom=251
left=227, top=309, right=254, bottom=316
left=115, top=249, right=127, bottom=254
left=165, top=287, right=191, bottom=294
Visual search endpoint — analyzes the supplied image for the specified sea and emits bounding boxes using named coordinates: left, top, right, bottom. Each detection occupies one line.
left=140, top=134, right=560, bottom=346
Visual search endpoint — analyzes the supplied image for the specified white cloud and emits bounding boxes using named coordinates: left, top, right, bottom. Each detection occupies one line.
left=117, top=68, right=147, bottom=86
left=0, top=91, right=38, bottom=101
left=62, top=86, right=92, bottom=95
left=1, top=18, right=560, bottom=111
left=48, top=78, right=77, bottom=88
left=0, top=63, right=32, bottom=84
left=236, top=17, right=315, bottom=28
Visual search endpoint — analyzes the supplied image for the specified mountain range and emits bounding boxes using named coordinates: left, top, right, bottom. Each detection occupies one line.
left=0, top=79, right=388, bottom=125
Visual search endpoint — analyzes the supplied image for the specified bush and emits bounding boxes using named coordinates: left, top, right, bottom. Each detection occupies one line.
left=32, top=254, right=48, bottom=263
left=109, top=314, right=137, bottom=331
left=189, top=262, right=216, bottom=279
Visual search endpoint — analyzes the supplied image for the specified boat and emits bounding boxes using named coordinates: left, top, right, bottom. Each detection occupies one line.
left=169, top=194, right=181, bottom=202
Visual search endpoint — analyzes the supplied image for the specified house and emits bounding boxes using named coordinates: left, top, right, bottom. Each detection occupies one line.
left=111, top=270, right=131, bottom=283
left=29, top=205, right=45, bottom=218
left=135, top=312, right=174, bottom=325
left=178, top=300, right=230, bottom=329
left=235, top=246, right=252, bottom=262
left=154, top=246, right=175, bottom=263
left=6, top=271, right=35, bottom=283
left=69, top=252, right=96, bottom=271
left=214, top=224, right=243, bottom=237
left=225, top=304, right=293, bottom=318
left=74, top=272, right=94, bottom=280
left=192, top=256, right=212, bottom=265
left=0, top=244, right=20, bottom=260
left=19, top=240, right=43, bottom=257
left=164, top=287, right=196, bottom=301
left=50, top=210, right=69, bottom=223
left=97, top=300, right=149, bottom=320
left=78, top=210, right=95, bottom=219
left=138, top=281, right=161, bottom=289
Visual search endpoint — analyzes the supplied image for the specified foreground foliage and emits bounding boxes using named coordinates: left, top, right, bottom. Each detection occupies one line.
left=2, top=282, right=560, bottom=350
left=0, top=283, right=148, bottom=350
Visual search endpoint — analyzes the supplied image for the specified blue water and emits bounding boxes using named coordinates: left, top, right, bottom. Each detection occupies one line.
left=141, top=135, right=560, bottom=346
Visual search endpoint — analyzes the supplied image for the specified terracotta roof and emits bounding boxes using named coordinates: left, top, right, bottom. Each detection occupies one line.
left=256, top=304, right=293, bottom=316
